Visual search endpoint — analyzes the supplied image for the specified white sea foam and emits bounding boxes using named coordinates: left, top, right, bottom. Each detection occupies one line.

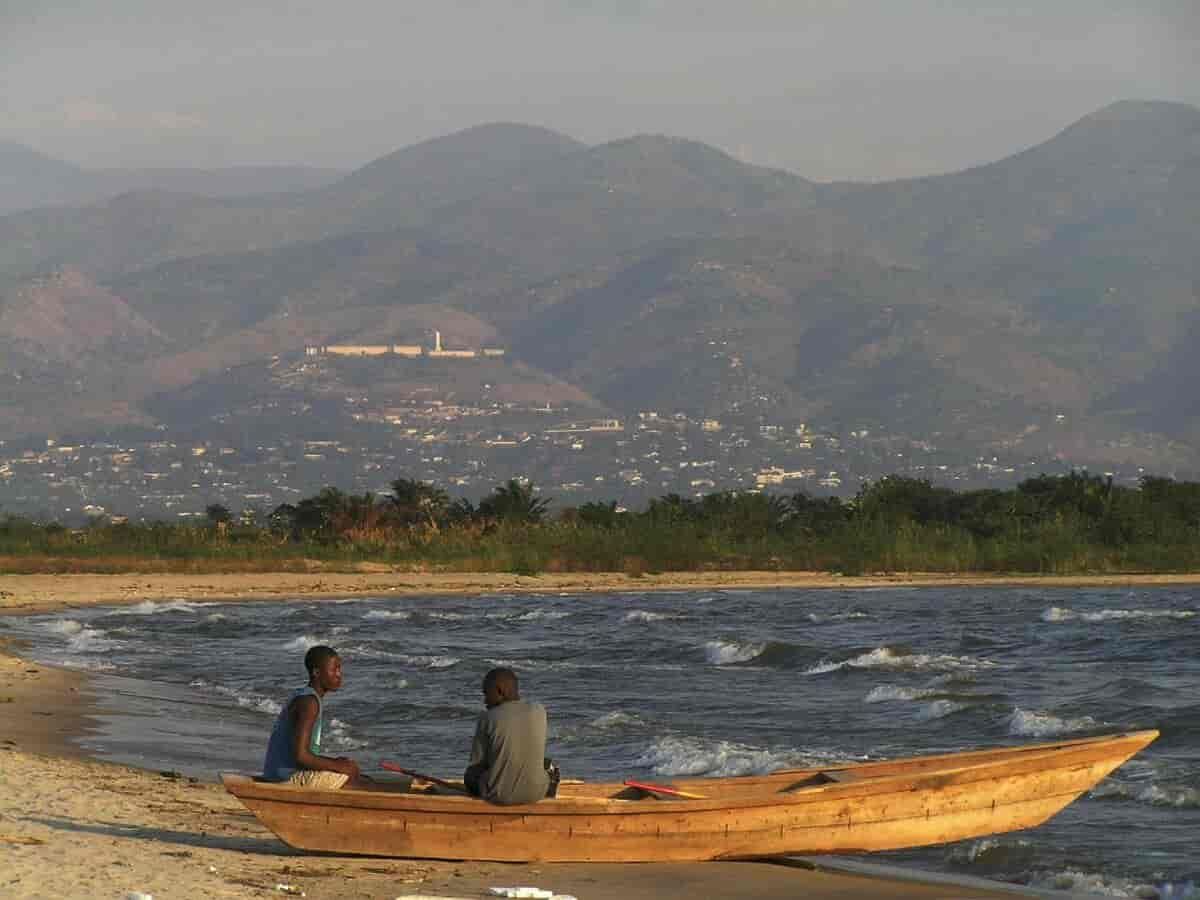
left=635, top=736, right=798, bottom=777
left=43, top=618, right=119, bottom=653
left=1042, top=606, right=1196, bottom=623
left=204, top=613, right=227, bottom=622
left=704, top=640, right=766, bottom=665
left=58, top=656, right=118, bottom=671
left=327, top=716, right=367, bottom=750
left=480, top=608, right=569, bottom=622
left=917, top=699, right=968, bottom=720
left=635, top=736, right=862, bottom=778
left=807, top=611, right=870, bottom=623
left=623, top=610, right=681, bottom=623
left=513, top=609, right=569, bottom=621
left=1007, top=707, right=1099, bottom=737
left=45, top=619, right=84, bottom=635
left=340, top=644, right=460, bottom=667
left=1028, top=868, right=1164, bottom=898
left=414, top=655, right=460, bottom=668
left=362, top=609, right=412, bottom=620
left=944, top=836, right=1033, bottom=866
left=1133, top=784, right=1200, bottom=808
left=282, top=635, right=329, bottom=651
left=590, top=711, right=643, bottom=729
left=806, top=647, right=994, bottom=675
left=389, top=653, right=460, bottom=668
left=191, top=680, right=284, bottom=716
left=864, top=684, right=937, bottom=703
left=116, top=599, right=202, bottom=616
left=1091, top=780, right=1200, bottom=808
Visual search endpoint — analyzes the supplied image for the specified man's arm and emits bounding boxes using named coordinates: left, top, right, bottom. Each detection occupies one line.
left=463, top=715, right=489, bottom=795
left=290, top=695, right=361, bottom=779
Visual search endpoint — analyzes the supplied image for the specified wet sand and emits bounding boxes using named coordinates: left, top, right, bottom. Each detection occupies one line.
left=0, top=569, right=1140, bottom=898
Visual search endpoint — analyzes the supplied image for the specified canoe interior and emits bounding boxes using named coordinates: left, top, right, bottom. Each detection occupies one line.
left=222, top=729, right=1158, bottom=863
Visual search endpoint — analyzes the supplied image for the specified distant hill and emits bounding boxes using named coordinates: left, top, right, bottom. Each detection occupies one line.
left=809, top=100, right=1200, bottom=270
left=509, top=237, right=1080, bottom=436
left=0, top=123, right=587, bottom=282
left=426, top=134, right=816, bottom=273
left=2, top=102, right=1199, bottom=474
left=0, top=141, right=342, bottom=215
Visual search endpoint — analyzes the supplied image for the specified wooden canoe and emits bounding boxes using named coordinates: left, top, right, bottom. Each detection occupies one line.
left=221, top=729, right=1157, bottom=862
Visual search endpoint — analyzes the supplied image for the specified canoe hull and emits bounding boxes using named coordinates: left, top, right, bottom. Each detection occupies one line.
left=223, top=730, right=1157, bottom=862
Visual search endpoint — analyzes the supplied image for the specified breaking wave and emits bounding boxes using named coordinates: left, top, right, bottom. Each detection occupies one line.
left=634, top=735, right=858, bottom=778
left=918, top=699, right=969, bottom=720
left=806, top=646, right=994, bottom=675
left=623, top=610, right=683, bottom=623
left=1090, top=780, right=1200, bottom=809
left=704, top=639, right=766, bottom=665
left=112, top=599, right=203, bottom=616
left=590, top=711, right=644, bottom=729
left=864, top=684, right=937, bottom=703
left=1007, top=707, right=1100, bottom=737
left=512, top=609, right=570, bottom=621
left=362, top=609, right=412, bottom=620
left=1042, top=606, right=1196, bottom=623
left=1027, top=868, right=1169, bottom=898
left=635, top=736, right=800, bottom=777
left=282, top=634, right=332, bottom=651
left=42, top=618, right=120, bottom=653
left=190, top=679, right=283, bottom=717
left=806, top=610, right=870, bottom=624
left=945, top=837, right=1035, bottom=871
left=327, top=716, right=367, bottom=750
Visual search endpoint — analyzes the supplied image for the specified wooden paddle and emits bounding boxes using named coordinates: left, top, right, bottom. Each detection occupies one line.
left=623, top=779, right=707, bottom=799
left=380, top=761, right=470, bottom=793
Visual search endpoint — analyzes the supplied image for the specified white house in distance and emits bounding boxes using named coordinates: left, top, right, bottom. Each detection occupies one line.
left=304, top=329, right=504, bottom=359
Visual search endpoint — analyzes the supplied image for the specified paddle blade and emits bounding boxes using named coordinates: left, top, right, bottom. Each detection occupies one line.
left=623, top=779, right=706, bottom=799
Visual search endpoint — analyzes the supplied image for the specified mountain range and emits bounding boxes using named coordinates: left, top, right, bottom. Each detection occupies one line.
left=2, top=100, right=1199, bottom=472
left=0, top=141, right=342, bottom=216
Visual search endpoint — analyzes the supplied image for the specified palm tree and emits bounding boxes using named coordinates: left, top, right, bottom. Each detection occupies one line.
left=476, top=479, right=550, bottom=524
left=388, top=477, right=450, bottom=529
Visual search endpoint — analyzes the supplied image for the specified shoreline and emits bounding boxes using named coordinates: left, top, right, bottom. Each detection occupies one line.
left=5, top=568, right=1200, bottom=616
left=0, top=571, right=1124, bottom=899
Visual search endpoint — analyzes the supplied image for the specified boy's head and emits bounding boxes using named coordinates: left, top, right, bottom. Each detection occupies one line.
left=304, top=645, right=343, bottom=692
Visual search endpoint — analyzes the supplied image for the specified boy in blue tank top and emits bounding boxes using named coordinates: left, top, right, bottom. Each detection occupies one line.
left=262, top=645, right=367, bottom=790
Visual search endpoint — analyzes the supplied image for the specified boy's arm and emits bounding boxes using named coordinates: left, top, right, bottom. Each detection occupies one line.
left=290, top=696, right=360, bottom=778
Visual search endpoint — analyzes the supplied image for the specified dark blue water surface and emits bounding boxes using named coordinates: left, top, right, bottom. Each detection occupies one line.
left=4, top=586, right=1197, bottom=896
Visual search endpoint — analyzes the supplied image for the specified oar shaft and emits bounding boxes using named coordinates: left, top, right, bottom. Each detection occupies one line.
left=380, top=761, right=466, bottom=792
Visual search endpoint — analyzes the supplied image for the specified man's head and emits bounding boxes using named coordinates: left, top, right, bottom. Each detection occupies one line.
left=305, top=645, right=343, bottom=693
left=481, top=667, right=519, bottom=708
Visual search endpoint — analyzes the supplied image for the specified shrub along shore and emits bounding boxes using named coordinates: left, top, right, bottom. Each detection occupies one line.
left=3, top=472, right=1200, bottom=576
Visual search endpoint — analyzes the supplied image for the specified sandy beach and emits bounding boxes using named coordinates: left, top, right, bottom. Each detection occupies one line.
left=5, top=567, right=1200, bottom=615
left=3, top=568, right=1162, bottom=898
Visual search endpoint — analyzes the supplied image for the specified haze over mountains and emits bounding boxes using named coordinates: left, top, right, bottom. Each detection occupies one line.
left=3, top=99, right=1200, bottom=476
left=0, top=141, right=343, bottom=217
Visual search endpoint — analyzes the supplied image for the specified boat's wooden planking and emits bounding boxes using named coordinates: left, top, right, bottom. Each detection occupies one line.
left=222, top=730, right=1157, bottom=862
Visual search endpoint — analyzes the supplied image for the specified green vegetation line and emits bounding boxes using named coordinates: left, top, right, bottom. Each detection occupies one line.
left=4, top=474, right=1200, bottom=576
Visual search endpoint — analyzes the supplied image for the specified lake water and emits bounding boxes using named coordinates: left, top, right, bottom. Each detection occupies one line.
left=4, top=586, right=1197, bottom=897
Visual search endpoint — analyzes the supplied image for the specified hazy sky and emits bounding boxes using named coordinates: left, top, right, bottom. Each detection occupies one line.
left=4, top=0, right=1199, bottom=181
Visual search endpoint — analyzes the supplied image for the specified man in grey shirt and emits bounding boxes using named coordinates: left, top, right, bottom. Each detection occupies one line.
left=464, top=667, right=555, bottom=804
